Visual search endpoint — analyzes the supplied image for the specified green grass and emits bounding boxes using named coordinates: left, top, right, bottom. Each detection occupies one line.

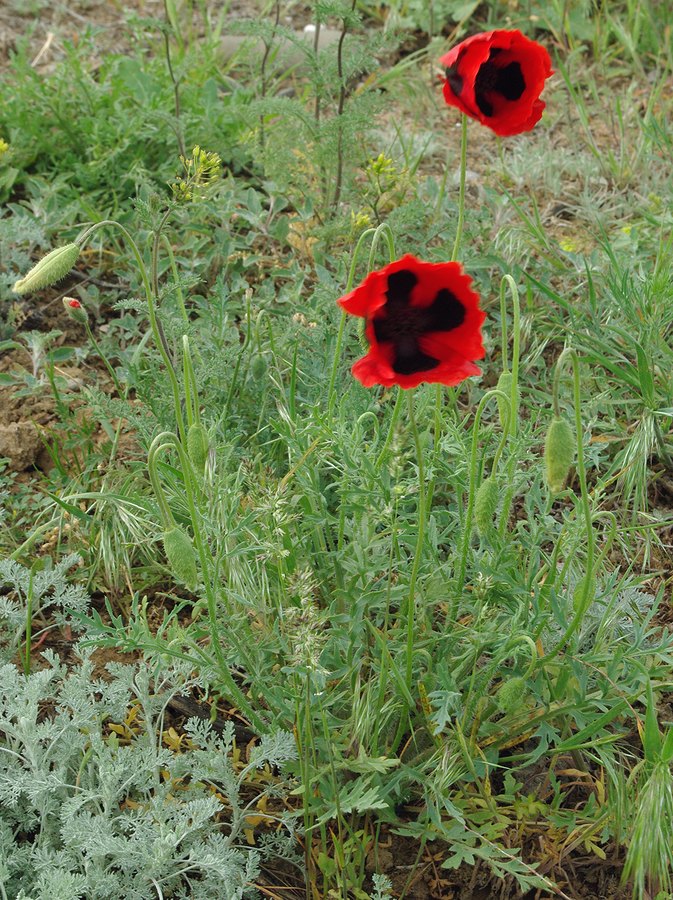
left=2, top=1, right=673, bottom=898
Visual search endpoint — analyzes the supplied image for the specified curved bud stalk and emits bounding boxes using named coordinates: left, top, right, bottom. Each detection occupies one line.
left=539, top=347, right=597, bottom=664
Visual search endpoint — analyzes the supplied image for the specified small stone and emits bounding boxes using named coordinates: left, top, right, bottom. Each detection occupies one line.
left=0, top=422, right=41, bottom=471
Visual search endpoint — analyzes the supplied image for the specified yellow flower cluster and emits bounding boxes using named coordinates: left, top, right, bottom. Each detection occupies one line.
left=171, top=145, right=222, bottom=202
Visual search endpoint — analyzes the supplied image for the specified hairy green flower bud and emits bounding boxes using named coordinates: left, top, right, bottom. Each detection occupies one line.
left=187, top=423, right=209, bottom=473
left=544, top=416, right=575, bottom=493
left=474, top=476, right=499, bottom=536
left=496, top=371, right=515, bottom=430
left=496, top=676, right=526, bottom=713
left=63, top=297, right=88, bottom=325
left=163, top=527, right=198, bottom=589
left=250, top=354, right=268, bottom=380
left=13, top=243, right=80, bottom=295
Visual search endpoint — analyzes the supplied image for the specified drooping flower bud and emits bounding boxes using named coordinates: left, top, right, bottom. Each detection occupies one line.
left=496, top=676, right=526, bottom=713
left=13, top=243, right=80, bottom=295
left=250, top=354, right=268, bottom=380
left=544, top=416, right=576, bottom=493
left=474, top=476, right=499, bottom=536
left=63, top=297, right=88, bottom=325
left=187, top=423, right=209, bottom=473
left=495, top=371, right=514, bottom=430
left=163, top=527, right=198, bottom=589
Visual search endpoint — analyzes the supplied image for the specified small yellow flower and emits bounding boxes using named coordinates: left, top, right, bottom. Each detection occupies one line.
left=559, top=238, right=579, bottom=253
left=171, top=145, right=222, bottom=202
left=0, top=139, right=9, bottom=158
left=350, top=210, right=372, bottom=231
left=620, top=225, right=633, bottom=236
left=367, top=152, right=396, bottom=178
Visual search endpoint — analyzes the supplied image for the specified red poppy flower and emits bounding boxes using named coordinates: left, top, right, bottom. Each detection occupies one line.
left=338, top=254, right=485, bottom=389
left=440, top=30, right=553, bottom=136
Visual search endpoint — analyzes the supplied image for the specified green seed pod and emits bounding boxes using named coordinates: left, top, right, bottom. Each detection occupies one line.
left=544, top=416, right=576, bottom=493
left=250, top=354, right=268, bottom=380
left=163, top=527, right=198, bottom=589
left=13, top=243, right=80, bottom=295
left=474, top=476, right=499, bottom=536
left=496, top=371, right=514, bottom=430
left=187, top=423, right=209, bottom=472
left=496, top=676, right=526, bottom=713
left=572, top=574, right=595, bottom=614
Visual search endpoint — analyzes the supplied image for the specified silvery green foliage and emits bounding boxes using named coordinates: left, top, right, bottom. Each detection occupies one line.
left=0, top=649, right=298, bottom=899
left=371, top=873, right=394, bottom=899
left=0, top=554, right=89, bottom=659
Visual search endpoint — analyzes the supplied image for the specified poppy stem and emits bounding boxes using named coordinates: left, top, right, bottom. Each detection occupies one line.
left=404, top=388, right=425, bottom=695
left=495, top=277, right=522, bottom=540
left=537, top=349, right=596, bottom=664
left=451, top=388, right=506, bottom=622
left=375, top=388, right=403, bottom=471
left=148, top=433, right=265, bottom=732
left=450, top=114, right=469, bottom=261
left=77, top=218, right=187, bottom=446
left=327, top=224, right=395, bottom=411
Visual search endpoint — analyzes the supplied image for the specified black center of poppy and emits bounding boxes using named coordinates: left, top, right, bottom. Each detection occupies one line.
left=372, top=269, right=466, bottom=375
left=474, top=50, right=525, bottom=117
left=445, top=47, right=467, bottom=97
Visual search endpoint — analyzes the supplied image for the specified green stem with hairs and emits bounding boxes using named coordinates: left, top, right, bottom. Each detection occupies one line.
left=451, top=388, right=510, bottom=623
left=497, top=275, right=522, bottom=538
left=327, top=223, right=395, bottom=412
left=77, top=219, right=186, bottom=444
left=375, top=387, right=403, bottom=471
left=538, top=348, right=595, bottom=663
left=391, top=387, right=427, bottom=751
left=404, top=388, right=426, bottom=692
left=148, top=432, right=265, bottom=731
left=84, top=321, right=123, bottom=395
left=162, top=233, right=189, bottom=325
left=450, top=113, right=468, bottom=262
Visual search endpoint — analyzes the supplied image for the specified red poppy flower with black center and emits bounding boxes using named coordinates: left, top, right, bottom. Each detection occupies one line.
left=441, top=30, right=553, bottom=136
left=338, top=254, right=485, bottom=390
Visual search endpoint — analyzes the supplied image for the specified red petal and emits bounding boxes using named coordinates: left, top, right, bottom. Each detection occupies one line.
left=338, top=269, right=386, bottom=318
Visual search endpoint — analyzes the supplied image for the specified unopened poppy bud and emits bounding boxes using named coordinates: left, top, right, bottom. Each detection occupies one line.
left=544, top=416, right=575, bottom=493
left=187, top=423, right=209, bottom=472
left=496, top=676, right=526, bottom=713
left=572, top=574, right=595, bottom=614
left=496, top=371, right=514, bottom=430
left=163, top=527, right=198, bottom=589
left=250, top=354, right=268, bottom=380
left=474, top=476, right=499, bottom=536
left=63, top=297, right=88, bottom=325
left=13, top=243, right=80, bottom=295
